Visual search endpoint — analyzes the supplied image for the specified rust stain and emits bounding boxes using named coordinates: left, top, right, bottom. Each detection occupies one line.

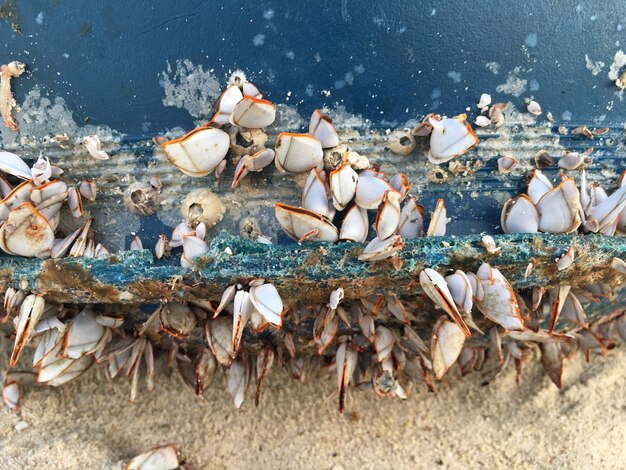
left=38, top=261, right=120, bottom=303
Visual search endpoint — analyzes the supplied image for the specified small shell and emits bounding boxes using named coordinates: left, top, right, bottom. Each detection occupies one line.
left=475, top=263, right=524, bottom=331
left=274, top=133, right=324, bottom=174
left=339, top=205, right=368, bottom=243
left=329, top=163, right=358, bottom=211
left=474, top=116, right=491, bottom=127
left=0, top=203, right=55, bottom=258
left=527, top=100, right=542, bottom=116
left=79, top=180, right=97, bottom=202
left=431, top=317, right=466, bottom=380
left=83, top=135, right=109, bottom=160
left=10, top=294, right=45, bottom=367
left=130, top=235, right=143, bottom=251
left=246, top=148, right=275, bottom=171
left=358, top=234, right=404, bottom=261
left=336, top=341, right=358, bottom=413
left=374, top=190, right=401, bottom=240
left=309, top=109, right=339, bottom=148
left=426, top=198, right=448, bottom=237
left=275, top=203, right=338, bottom=242
left=420, top=268, right=471, bottom=337
left=232, top=290, right=253, bottom=353
left=428, top=115, right=479, bottom=164
left=556, top=245, right=575, bottom=271
left=389, top=173, right=411, bottom=198
left=154, top=234, right=167, bottom=259
left=540, top=341, right=563, bottom=388
left=302, top=168, right=334, bottom=218
left=398, top=197, right=425, bottom=239
left=3, top=378, right=20, bottom=411
left=481, top=235, right=500, bottom=254
left=536, top=178, right=582, bottom=233
left=500, top=194, right=539, bottom=233
left=585, top=184, right=626, bottom=233
left=445, top=270, right=474, bottom=314
left=210, top=85, right=244, bottom=125
left=231, top=96, right=276, bottom=128
left=355, top=176, right=399, bottom=210
left=126, top=444, right=179, bottom=470
left=64, top=308, right=107, bottom=359
left=226, top=359, right=248, bottom=409
left=477, top=93, right=492, bottom=111
left=181, top=234, right=209, bottom=267
left=124, top=183, right=160, bottom=217
left=572, top=125, right=594, bottom=139
left=31, top=156, right=52, bottom=185
left=534, top=150, right=555, bottom=168
left=249, top=283, right=283, bottom=327
left=329, top=287, right=344, bottom=310
left=162, top=127, right=230, bottom=177
left=497, top=156, right=519, bottom=173
left=528, top=169, right=554, bottom=203
left=558, top=152, right=589, bottom=170
left=160, top=302, right=196, bottom=338
left=68, top=187, right=84, bottom=218
left=388, top=130, right=416, bottom=156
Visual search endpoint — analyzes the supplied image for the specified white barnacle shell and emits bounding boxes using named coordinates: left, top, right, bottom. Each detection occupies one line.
left=445, top=270, right=474, bottom=314
left=336, top=341, right=358, bottom=413
left=527, top=169, right=553, bottom=204
left=431, top=317, right=466, bottom=380
left=31, top=156, right=51, bottom=185
left=249, top=283, right=283, bottom=327
left=10, top=293, right=45, bottom=367
left=64, top=308, right=106, bottom=359
left=231, top=96, right=276, bottom=129
left=536, top=178, right=582, bottom=233
left=355, top=176, right=399, bottom=210
left=130, top=235, right=143, bottom=251
left=226, top=358, right=247, bottom=408
left=0, top=203, right=55, bottom=257
left=428, top=115, right=479, bottom=164
left=526, top=100, right=542, bottom=116
left=474, top=116, right=491, bottom=127
left=0, top=180, right=34, bottom=221
left=309, top=109, right=339, bottom=148
left=3, top=378, right=20, bottom=411
left=616, top=171, right=626, bottom=233
left=329, top=163, right=358, bottom=211
left=374, top=190, right=401, bottom=240
left=302, top=168, right=334, bottom=218
left=274, top=132, right=324, bottom=174
left=245, top=148, right=275, bottom=171
left=398, top=197, right=425, bottom=239
left=585, top=184, right=626, bottom=233
left=161, top=127, right=230, bottom=177
left=68, top=186, right=84, bottom=218
left=497, top=156, right=518, bottom=173
left=181, top=234, right=209, bottom=267
left=169, top=222, right=193, bottom=248
left=501, top=194, right=539, bottom=233
left=339, top=205, right=368, bottom=243
left=474, top=263, right=524, bottom=331
left=210, top=85, right=244, bottom=125
left=154, top=234, right=167, bottom=259
left=30, top=180, right=67, bottom=205
left=389, top=173, right=411, bottom=198
left=477, top=93, right=491, bottom=111
left=274, top=203, right=339, bottom=242
left=232, top=290, right=254, bottom=353
left=83, top=135, right=110, bottom=160
left=419, top=268, right=471, bottom=337
left=126, top=444, right=179, bottom=470
left=611, top=257, right=626, bottom=274
left=556, top=245, right=575, bottom=271
left=426, top=198, right=448, bottom=236
left=0, top=151, right=31, bottom=180
left=231, top=155, right=250, bottom=189
left=358, top=234, right=404, bottom=261
left=481, top=235, right=500, bottom=254
left=558, top=151, right=588, bottom=170
left=78, top=180, right=97, bottom=202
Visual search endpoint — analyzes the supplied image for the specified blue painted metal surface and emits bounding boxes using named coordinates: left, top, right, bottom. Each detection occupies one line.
left=1, top=1, right=625, bottom=136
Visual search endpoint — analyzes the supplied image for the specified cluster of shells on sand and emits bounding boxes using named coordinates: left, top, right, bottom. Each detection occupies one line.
left=1, top=67, right=626, bottom=437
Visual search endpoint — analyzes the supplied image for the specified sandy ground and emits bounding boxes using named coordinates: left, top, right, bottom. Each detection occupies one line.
left=0, top=344, right=624, bottom=470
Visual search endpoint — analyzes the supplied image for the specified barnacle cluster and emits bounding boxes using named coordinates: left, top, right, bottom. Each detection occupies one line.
left=1, top=72, right=625, bottom=421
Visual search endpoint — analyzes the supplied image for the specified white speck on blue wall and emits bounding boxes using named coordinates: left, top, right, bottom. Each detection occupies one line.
left=525, top=33, right=537, bottom=48
left=263, top=9, right=275, bottom=20
left=305, top=84, right=314, bottom=97
left=35, top=12, right=44, bottom=25
left=252, top=34, right=265, bottom=46
left=285, top=51, right=295, bottom=60
left=562, top=111, right=572, bottom=121
left=431, top=88, right=442, bottom=99
left=529, top=79, right=540, bottom=91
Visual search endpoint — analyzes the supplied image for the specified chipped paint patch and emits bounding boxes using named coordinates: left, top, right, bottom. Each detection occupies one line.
left=496, top=67, right=528, bottom=97
left=159, top=59, right=221, bottom=120
left=585, top=54, right=605, bottom=76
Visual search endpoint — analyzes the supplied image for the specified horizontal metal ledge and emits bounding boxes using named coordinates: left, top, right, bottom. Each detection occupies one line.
left=2, top=232, right=624, bottom=305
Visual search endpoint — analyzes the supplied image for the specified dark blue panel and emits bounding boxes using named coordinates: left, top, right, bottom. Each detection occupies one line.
left=1, top=1, right=625, bottom=133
